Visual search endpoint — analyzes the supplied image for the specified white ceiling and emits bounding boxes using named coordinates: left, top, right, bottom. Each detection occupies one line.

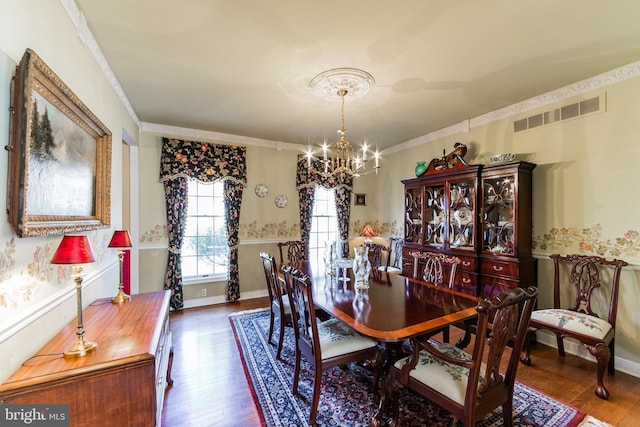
left=75, top=0, right=640, bottom=151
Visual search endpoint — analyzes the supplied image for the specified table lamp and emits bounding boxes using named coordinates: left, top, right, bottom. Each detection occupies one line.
left=50, top=235, right=97, bottom=358
left=360, top=224, right=376, bottom=243
left=108, top=230, right=133, bottom=304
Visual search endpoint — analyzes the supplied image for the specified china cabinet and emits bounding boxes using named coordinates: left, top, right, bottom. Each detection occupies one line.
left=402, top=153, right=536, bottom=298
left=403, top=155, right=482, bottom=295
left=480, top=160, right=537, bottom=298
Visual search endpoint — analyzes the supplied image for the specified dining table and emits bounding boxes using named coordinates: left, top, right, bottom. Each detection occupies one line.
left=289, top=259, right=480, bottom=367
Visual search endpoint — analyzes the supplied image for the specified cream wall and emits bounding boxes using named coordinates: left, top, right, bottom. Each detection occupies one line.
left=0, top=1, right=139, bottom=382
left=137, top=132, right=379, bottom=305
left=379, top=83, right=640, bottom=370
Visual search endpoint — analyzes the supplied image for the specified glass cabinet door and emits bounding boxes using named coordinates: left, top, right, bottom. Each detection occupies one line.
left=424, top=184, right=446, bottom=247
left=449, top=180, right=476, bottom=251
left=482, top=175, right=515, bottom=254
left=404, top=187, right=423, bottom=244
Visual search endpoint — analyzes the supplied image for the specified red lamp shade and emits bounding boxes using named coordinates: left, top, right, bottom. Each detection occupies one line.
left=51, top=235, right=96, bottom=265
left=360, top=224, right=376, bottom=237
left=108, top=230, right=133, bottom=248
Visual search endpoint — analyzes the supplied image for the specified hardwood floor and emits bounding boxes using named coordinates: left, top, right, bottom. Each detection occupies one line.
left=161, top=297, right=640, bottom=426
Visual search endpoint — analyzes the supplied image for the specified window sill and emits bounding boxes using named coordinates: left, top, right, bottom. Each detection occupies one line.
left=183, top=275, right=227, bottom=285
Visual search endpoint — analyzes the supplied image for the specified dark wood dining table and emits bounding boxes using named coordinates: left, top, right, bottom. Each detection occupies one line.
left=290, top=260, right=480, bottom=364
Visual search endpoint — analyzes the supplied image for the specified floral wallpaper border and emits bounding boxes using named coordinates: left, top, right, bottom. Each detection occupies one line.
left=140, top=219, right=402, bottom=243
left=139, top=221, right=639, bottom=262
left=532, top=224, right=640, bottom=260
left=0, top=230, right=112, bottom=312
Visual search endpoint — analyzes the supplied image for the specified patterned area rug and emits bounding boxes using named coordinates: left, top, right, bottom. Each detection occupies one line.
left=229, top=308, right=587, bottom=427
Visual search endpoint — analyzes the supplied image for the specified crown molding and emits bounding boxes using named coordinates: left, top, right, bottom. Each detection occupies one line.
left=60, top=0, right=140, bottom=127
left=140, top=122, right=302, bottom=152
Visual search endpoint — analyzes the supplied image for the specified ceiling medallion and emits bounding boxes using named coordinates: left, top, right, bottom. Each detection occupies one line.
left=309, top=68, right=375, bottom=101
left=307, top=68, right=379, bottom=178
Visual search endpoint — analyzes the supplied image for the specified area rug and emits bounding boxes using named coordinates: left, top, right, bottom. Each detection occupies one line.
left=229, top=308, right=588, bottom=427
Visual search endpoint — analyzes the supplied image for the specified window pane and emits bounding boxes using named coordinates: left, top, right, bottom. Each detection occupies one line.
left=182, top=180, right=228, bottom=279
left=310, top=186, right=339, bottom=266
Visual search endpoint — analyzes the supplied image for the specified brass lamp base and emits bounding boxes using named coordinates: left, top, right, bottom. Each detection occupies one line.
left=64, top=336, right=98, bottom=358
left=111, top=287, right=130, bottom=304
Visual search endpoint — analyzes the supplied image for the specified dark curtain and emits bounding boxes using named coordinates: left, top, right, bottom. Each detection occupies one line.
left=159, top=138, right=247, bottom=309
left=295, top=155, right=353, bottom=257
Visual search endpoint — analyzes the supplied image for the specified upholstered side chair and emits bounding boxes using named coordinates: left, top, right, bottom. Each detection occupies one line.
left=373, top=286, right=538, bottom=427
left=277, top=240, right=306, bottom=265
left=281, top=265, right=382, bottom=425
left=520, top=254, right=627, bottom=400
left=259, top=251, right=292, bottom=360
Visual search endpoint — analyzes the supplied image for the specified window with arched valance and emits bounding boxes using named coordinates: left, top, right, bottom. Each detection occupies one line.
left=159, top=137, right=247, bottom=309
left=295, top=155, right=353, bottom=257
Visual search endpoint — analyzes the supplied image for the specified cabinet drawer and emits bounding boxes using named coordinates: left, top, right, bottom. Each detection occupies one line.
left=457, top=256, right=476, bottom=272
left=455, top=272, right=477, bottom=296
left=480, top=259, right=518, bottom=278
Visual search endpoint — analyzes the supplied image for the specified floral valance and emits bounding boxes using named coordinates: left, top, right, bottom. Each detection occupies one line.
left=295, top=155, right=353, bottom=191
left=159, top=137, right=247, bottom=186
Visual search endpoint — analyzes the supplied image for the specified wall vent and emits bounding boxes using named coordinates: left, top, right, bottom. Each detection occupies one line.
left=513, top=93, right=605, bottom=133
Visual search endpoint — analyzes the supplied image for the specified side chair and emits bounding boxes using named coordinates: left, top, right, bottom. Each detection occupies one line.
left=411, top=251, right=463, bottom=344
left=259, top=251, right=292, bottom=360
left=372, top=286, right=538, bottom=427
left=520, top=254, right=627, bottom=400
left=277, top=240, right=306, bottom=266
left=281, top=265, right=382, bottom=425
left=384, top=236, right=404, bottom=274
left=364, top=242, right=391, bottom=270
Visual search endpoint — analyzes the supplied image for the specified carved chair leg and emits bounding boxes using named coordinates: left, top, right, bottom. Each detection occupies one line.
left=589, top=343, right=611, bottom=400
left=608, top=340, right=616, bottom=374
left=268, top=311, right=275, bottom=344
left=308, top=368, right=322, bottom=425
left=276, top=318, right=285, bottom=360
left=502, top=397, right=514, bottom=427
left=556, top=333, right=566, bottom=356
left=520, top=329, right=533, bottom=365
left=292, top=349, right=302, bottom=395
left=455, top=321, right=472, bottom=349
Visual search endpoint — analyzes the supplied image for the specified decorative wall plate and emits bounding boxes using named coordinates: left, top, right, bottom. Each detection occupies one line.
left=274, top=194, right=288, bottom=208
left=254, top=183, right=269, bottom=198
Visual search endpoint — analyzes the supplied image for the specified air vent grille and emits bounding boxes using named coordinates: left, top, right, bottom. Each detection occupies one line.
left=514, top=94, right=605, bottom=133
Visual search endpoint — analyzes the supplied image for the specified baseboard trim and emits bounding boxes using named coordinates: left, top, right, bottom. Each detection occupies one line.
left=182, top=289, right=269, bottom=309
left=535, top=330, right=640, bottom=379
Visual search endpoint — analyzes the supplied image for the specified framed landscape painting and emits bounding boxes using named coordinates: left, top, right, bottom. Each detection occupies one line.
left=7, top=49, right=111, bottom=237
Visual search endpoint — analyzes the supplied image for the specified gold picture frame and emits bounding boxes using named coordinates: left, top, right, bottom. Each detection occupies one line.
left=354, top=193, right=366, bottom=206
left=7, top=49, right=111, bottom=237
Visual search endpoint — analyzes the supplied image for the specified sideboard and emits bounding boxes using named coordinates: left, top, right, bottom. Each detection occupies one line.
left=0, top=290, right=173, bottom=427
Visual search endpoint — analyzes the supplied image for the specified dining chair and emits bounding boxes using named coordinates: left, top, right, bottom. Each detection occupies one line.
left=281, top=265, right=382, bottom=425
left=364, top=241, right=389, bottom=280
left=384, top=236, right=404, bottom=274
left=260, top=251, right=292, bottom=360
left=373, top=286, right=538, bottom=427
left=276, top=240, right=306, bottom=265
left=520, top=254, right=627, bottom=400
left=411, top=251, right=463, bottom=343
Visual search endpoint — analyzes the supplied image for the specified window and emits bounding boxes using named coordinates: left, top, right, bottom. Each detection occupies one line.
left=182, top=180, right=228, bottom=280
left=309, top=186, right=340, bottom=265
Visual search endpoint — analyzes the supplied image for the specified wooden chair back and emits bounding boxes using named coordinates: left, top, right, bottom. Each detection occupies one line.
left=386, top=236, right=404, bottom=272
left=551, top=254, right=626, bottom=326
left=411, top=251, right=462, bottom=289
left=364, top=242, right=388, bottom=269
left=277, top=240, right=306, bottom=265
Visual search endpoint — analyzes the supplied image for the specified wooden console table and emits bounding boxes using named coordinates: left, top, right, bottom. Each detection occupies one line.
left=0, top=290, right=173, bottom=427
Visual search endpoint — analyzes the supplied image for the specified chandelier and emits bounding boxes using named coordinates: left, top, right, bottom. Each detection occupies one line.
left=307, top=68, right=380, bottom=178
